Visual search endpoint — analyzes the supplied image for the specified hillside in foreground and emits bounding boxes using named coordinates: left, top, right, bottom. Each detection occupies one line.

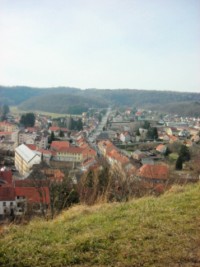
left=0, top=183, right=200, bottom=267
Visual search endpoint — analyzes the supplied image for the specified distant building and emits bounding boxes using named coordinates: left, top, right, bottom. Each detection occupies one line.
left=0, top=170, right=50, bottom=218
left=138, top=164, right=169, bottom=184
left=15, top=144, right=41, bottom=176
left=18, top=129, right=48, bottom=149
left=156, top=144, right=167, bottom=154
left=119, top=132, right=131, bottom=143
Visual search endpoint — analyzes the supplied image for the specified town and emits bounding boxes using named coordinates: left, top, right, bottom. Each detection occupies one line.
left=0, top=105, right=200, bottom=222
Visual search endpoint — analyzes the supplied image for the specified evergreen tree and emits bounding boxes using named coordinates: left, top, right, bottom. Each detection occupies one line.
left=48, top=131, right=55, bottom=144
left=143, top=121, right=150, bottom=129
left=20, top=113, right=35, bottom=127
left=0, top=104, right=10, bottom=121
left=136, top=128, right=140, bottom=136
left=77, top=118, right=83, bottom=131
left=147, top=127, right=158, bottom=140
left=179, top=145, right=190, bottom=162
left=59, top=130, right=64, bottom=137
left=176, top=156, right=183, bottom=170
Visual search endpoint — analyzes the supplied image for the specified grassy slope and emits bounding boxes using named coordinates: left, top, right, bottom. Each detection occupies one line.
left=10, top=106, right=78, bottom=118
left=0, top=183, right=200, bottom=267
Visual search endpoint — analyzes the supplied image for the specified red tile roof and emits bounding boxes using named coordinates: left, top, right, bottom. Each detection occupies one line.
left=51, top=141, right=70, bottom=151
left=15, top=187, right=50, bottom=204
left=156, top=144, right=167, bottom=153
left=60, top=128, right=68, bottom=132
left=49, top=126, right=60, bottom=132
left=0, top=186, right=15, bottom=201
left=37, top=149, right=52, bottom=155
left=82, top=147, right=97, bottom=157
left=107, top=149, right=129, bottom=164
left=0, top=121, right=12, bottom=126
left=26, top=127, right=38, bottom=132
left=26, top=144, right=37, bottom=151
left=43, top=169, right=65, bottom=182
left=58, top=146, right=83, bottom=154
left=0, top=170, right=13, bottom=185
left=138, top=164, right=169, bottom=180
left=0, top=132, right=12, bottom=135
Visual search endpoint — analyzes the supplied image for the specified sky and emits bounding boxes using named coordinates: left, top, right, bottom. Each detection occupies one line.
left=0, top=0, right=200, bottom=92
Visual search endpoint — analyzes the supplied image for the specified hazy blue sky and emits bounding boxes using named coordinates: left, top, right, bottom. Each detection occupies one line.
left=0, top=0, right=199, bottom=92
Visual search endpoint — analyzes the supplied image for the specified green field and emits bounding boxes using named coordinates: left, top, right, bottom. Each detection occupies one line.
left=10, top=106, right=81, bottom=118
left=0, top=182, right=200, bottom=267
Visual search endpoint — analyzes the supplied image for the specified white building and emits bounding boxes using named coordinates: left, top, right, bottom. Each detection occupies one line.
left=15, top=144, right=41, bottom=176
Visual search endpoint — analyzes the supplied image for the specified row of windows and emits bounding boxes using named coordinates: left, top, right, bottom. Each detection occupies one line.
left=2, top=196, right=26, bottom=206
left=3, top=202, right=13, bottom=207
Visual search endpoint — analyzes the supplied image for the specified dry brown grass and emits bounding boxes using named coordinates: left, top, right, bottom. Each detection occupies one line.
left=0, top=182, right=200, bottom=267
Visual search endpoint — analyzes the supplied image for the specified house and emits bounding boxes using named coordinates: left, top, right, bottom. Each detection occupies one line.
left=0, top=187, right=16, bottom=219
left=0, top=169, right=50, bottom=218
left=82, top=147, right=97, bottom=160
left=18, top=129, right=48, bottom=149
left=15, top=144, right=41, bottom=176
left=98, top=140, right=129, bottom=166
left=98, top=140, right=115, bottom=156
left=48, top=127, right=69, bottom=137
left=0, top=121, right=18, bottom=132
left=80, top=158, right=97, bottom=172
left=178, top=129, right=190, bottom=138
left=124, top=163, right=137, bottom=176
left=169, top=135, right=178, bottom=143
left=53, top=146, right=84, bottom=162
left=183, top=140, right=193, bottom=147
left=119, top=132, right=131, bottom=143
left=25, top=144, right=52, bottom=163
left=0, top=131, right=12, bottom=141
left=141, top=158, right=155, bottom=165
left=0, top=170, right=13, bottom=185
left=50, top=141, right=84, bottom=162
left=156, top=144, right=167, bottom=154
left=50, top=141, right=70, bottom=151
left=139, top=128, right=148, bottom=138
left=191, top=134, right=200, bottom=143
left=0, top=170, right=15, bottom=218
left=138, top=164, right=169, bottom=184
left=165, top=127, right=179, bottom=136
left=34, top=133, right=49, bottom=149
left=42, top=169, right=65, bottom=183
left=125, top=109, right=131, bottom=115
left=132, top=150, right=146, bottom=161
left=48, top=126, right=60, bottom=136
left=107, top=149, right=129, bottom=166
left=15, top=187, right=50, bottom=214
left=0, top=140, right=16, bottom=151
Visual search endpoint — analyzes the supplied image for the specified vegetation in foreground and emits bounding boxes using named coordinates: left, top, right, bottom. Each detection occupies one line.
left=0, top=183, right=200, bottom=267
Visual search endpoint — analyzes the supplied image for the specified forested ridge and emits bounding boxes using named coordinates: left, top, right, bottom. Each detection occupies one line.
left=1, top=86, right=200, bottom=115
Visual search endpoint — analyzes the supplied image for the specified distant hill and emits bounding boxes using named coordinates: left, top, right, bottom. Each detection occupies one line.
left=148, top=101, right=200, bottom=117
left=19, top=94, right=109, bottom=114
left=1, top=85, right=200, bottom=115
left=0, top=86, right=81, bottom=106
left=0, top=183, right=200, bottom=267
left=84, top=88, right=200, bottom=107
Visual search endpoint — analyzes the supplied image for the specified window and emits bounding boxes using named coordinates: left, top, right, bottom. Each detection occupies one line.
left=3, top=202, right=6, bottom=207
left=10, top=202, right=13, bottom=206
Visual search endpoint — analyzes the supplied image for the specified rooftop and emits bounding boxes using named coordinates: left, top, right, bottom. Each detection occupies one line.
left=15, top=144, right=39, bottom=163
